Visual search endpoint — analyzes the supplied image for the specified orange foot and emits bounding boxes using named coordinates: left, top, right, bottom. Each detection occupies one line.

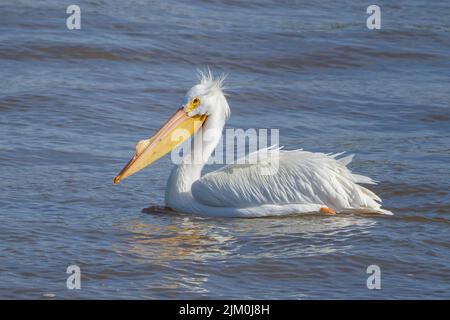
left=320, top=207, right=336, bottom=215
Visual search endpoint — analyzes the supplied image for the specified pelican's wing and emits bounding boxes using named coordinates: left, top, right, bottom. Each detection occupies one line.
left=192, top=147, right=388, bottom=213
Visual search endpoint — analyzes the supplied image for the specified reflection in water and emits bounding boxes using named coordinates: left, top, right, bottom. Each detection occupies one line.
left=117, top=207, right=377, bottom=263
left=110, top=209, right=377, bottom=297
left=116, top=207, right=239, bottom=263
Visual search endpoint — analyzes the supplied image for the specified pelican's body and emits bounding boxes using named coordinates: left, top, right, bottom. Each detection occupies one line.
left=115, top=71, right=392, bottom=217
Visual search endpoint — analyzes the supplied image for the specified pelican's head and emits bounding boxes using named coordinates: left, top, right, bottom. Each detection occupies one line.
left=114, top=70, right=228, bottom=184
left=182, top=70, right=229, bottom=119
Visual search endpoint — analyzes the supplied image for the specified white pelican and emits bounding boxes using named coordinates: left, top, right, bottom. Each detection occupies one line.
left=114, top=71, right=392, bottom=217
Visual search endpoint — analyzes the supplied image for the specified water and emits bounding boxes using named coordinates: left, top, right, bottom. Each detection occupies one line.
left=0, top=0, right=449, bottom=299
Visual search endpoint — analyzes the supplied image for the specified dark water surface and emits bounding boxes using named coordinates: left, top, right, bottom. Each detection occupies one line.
left=1, top=0, right=449, bottom=299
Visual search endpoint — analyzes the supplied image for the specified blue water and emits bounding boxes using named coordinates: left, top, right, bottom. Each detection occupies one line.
left=0, top=0, right=449, bottom=299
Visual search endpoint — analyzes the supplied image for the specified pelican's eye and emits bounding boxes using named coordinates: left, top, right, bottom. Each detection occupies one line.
left=192, top=97, right=201, bottom=107
left=186, top=97, right=201, bottom=112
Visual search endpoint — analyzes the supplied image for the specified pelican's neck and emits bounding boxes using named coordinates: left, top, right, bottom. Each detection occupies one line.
left=165, top=113, right=225, bottom=201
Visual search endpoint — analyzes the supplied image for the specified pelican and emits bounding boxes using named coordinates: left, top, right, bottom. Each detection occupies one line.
left=114, top=70, right=392, bottom=217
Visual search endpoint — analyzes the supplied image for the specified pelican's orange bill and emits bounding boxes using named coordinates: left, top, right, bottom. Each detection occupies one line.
left=114, top=108, right=207, bottom=184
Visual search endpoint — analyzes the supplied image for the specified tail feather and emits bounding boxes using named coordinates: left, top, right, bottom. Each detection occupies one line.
left=353, top=173, right=377, bottom=185
left=331, top=152, right=390, bottom=214
left=337, top=154, right=354, bottom=166
left=360, top=185, right=382, bottom=203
